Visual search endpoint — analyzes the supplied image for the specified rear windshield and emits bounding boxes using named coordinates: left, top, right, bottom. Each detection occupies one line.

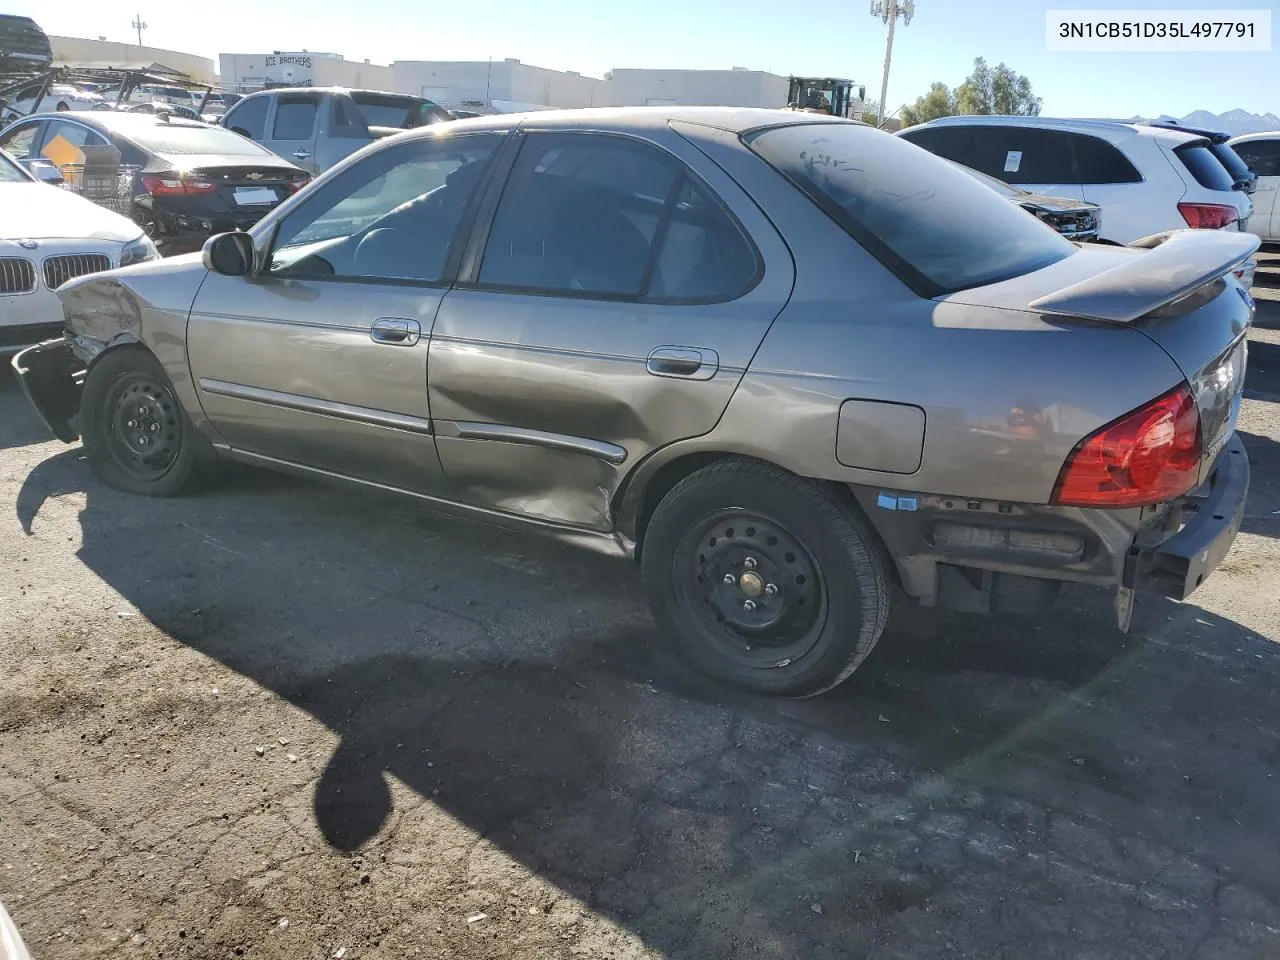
left=1175, top=143, right=1236, bottom=192
left=0, top=151, right=29, bottom=182
left=125, top=122, right=276, bottom=157
left=350, top=93, right=449, bottom=129
left=747, top=123, right=1075, bottom=296
left=1208, top=142, right=1251, bottom=182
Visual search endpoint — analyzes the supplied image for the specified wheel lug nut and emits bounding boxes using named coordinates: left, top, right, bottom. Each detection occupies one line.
left=126, top=420, right=137, bottom=428
left=743, top=557, right=758, bottom=570
left=722, top=574, right=736, bottom=585
left=743, top=600, right=756, bottom=612
left=764, top=583, right=778, bottom=596
left=138, top=436, right=149, bottom=445
left=150, top=423, right=159, bottom=432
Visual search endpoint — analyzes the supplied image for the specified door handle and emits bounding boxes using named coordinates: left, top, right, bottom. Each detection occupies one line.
left=370, top=317, right=421, bottom=346
left=646, top=346, right=719, bottom=380
left=293, top=149, right=312, bottom=160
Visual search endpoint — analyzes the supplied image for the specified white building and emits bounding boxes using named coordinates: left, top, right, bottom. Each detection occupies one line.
left=391, top=59, right=605, bottom=113
left=218, top=51, right=393, bottom=94
left=607, top=68, right=790, bottom=109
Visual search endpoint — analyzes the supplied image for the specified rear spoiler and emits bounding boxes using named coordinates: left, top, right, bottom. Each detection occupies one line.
left=1029, top=229, right=1259, bottom=323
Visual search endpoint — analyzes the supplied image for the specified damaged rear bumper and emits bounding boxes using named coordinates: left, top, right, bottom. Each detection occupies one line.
left=10, top=337, right=85, bottom=443
left=1127, top=432, right=1250, bottom=601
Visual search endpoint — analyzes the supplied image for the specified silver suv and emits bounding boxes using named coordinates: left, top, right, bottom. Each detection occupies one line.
left=219, top=87, right=451, bottom=174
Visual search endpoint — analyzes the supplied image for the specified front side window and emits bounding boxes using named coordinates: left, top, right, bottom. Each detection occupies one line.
left=224, top=96, right=269, bottom=140
left=272, top=94, right=319, bottom=141
left=268, top=132, right=501, bottom=283
left=748, top=122, right=1076, bottom=296
left=0, top=122, right=40, bottom=159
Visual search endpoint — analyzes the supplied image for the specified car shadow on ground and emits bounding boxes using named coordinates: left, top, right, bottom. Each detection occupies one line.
left=14, top=441, right=1280, bottom=959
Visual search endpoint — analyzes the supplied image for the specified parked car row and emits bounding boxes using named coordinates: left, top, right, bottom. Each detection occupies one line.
left=10, top=106, right=1260, bottom=697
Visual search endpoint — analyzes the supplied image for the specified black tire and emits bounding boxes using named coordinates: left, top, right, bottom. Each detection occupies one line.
left=55, top=101, right=69, bottom=111
left=80, top=347, right=215, bottom=496
left=641, top=458, right=890, bottom=698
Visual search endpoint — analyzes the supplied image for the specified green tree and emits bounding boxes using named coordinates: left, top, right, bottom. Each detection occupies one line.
left=899, top=58, right=1041, bottom=127
left=857, top=97, right=883, bottom=126
left=954, top=57, right=1042, bottom=116
left=899, top=82, right=957, bottom=127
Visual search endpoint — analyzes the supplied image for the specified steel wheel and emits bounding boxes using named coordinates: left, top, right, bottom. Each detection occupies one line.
left=673, top=508, right=829, bottom=669
left=103, top=373, right=184, bottom=481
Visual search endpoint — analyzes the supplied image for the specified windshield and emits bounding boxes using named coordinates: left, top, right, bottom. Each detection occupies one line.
left=747, top=123, right=1075, bottom=295
left=350, top=92, right=448, bottom=129
left=127, top=122, right=277, bottom=157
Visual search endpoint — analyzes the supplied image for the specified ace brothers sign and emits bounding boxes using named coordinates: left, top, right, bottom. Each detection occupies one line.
left=264, top=53, right=315, bottom=87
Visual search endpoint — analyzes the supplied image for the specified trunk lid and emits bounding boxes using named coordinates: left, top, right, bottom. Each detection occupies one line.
left=944, top=230, right=1258, bottom=483
left=152, top=157, right=308, bottom=216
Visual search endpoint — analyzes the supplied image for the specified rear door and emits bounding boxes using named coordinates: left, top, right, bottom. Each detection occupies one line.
left=1233, top=138, right=1280, bottom=241
left=265, top=92, right=321, bottom=174
left=1068, top=131, right=1147, bottom=241
left=426, top=128, right=794, bottom=531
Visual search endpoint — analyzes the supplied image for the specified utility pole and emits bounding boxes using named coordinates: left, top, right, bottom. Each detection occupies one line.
left=132, top=14, right=148, bottom=47
left=869, top=0, right=916, bottom=128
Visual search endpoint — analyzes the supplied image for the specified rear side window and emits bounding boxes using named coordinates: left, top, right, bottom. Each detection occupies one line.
left=898, top=126, right=975, bottom=167
left=1232, top=139, right=1280, bottom=177
left=964, top=127, right=1075, bottom=184
left=331, top=97, right=368, bottom=139
left=224, top=95, right=268, bottom=140
left=1174, top=143, right=1235, bottom=192
left=0, top=122, right=40, bottom=159
left=273, top=95, right=319, bottom=140
left=479, top=132, right=757, bottom=302
left=747, top=122, right=1075, bottom=296
left=1070, top=134, right=1142, bottom=184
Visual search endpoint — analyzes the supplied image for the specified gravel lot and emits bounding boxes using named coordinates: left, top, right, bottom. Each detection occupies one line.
left=2, top=254, right=1280, bottom=960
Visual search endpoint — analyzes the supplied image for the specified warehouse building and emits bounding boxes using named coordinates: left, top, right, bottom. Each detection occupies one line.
left=607, top=67, right=790, bottom=108
left=218, top=51, right=392, bottom=94
left=50, top=35, right=215, bottom=83
left=390, top=59, right=605, bottom=113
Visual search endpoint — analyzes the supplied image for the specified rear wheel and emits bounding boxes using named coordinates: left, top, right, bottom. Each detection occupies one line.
left=55, top=101, right=69, bottom=111
left=641, top=458, right=891, bottom=697
left=80, top=347, right=214, bottom=496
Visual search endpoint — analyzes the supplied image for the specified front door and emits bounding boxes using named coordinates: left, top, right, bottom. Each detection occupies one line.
left=427, top=129, right=795, bottom=530
left=1234, top=138, right=1280, bottom=242
left=187, top=130, right=505, bottom=494
left=265, top=91, right=322, bottom=175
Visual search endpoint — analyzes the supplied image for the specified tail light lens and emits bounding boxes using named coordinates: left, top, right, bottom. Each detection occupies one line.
left=1052, top=384, right=1201, bottom=508
left=284, top=177, right=310, bottom=194
left=1177, top=202, right=1239, bottom=230
left=140, top=174, right=217, bottom=196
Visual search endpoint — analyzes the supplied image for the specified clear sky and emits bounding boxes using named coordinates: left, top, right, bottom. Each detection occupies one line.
left=10, top=0, right=1277, bottom=119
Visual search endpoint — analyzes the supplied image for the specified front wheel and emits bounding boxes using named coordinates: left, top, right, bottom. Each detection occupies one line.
left=80, top=347, right=214, bottom=496
left=641, top=458, right=891, bottom=698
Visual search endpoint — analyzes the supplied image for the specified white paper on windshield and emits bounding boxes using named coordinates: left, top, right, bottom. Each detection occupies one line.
left=1004, top=150, right=1023, bottom=173
left=235, top=186, right=277, bottom=206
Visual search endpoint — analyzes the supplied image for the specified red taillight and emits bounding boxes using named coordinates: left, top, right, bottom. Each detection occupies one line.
left=141, top=174, right=217, bottom=196
left=284, top=177, right=310, bottom=194
left=1177, top=202, right=1239, bottom=230
left=1052, top=384, right=1201, bottom=508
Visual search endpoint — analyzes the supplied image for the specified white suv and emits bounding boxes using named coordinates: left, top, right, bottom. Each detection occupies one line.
left=1228, top=132, right=1280, bottom=242
left=897, top=116, right=1253, bottom=245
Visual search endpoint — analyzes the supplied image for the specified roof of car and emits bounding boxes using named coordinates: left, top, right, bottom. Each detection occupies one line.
left=239, top=86, right=426, bottom=99
left=425, top=105, right=853, bottom=136
left=1228, top=131, right=1280, bottom=144
left=910, top=114, right=1204, bottom=145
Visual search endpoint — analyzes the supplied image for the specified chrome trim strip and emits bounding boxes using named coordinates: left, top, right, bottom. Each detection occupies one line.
left=198, top=378, right=433, bottom=435
left=193, top=312, right=372, bottom=336
left=446, top=420, right=628, bottom=465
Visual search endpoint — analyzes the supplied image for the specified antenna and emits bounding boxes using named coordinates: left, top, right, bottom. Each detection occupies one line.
left=132, top=14, right=148, bottom=46
left=869, top=0, right=917, bottom=128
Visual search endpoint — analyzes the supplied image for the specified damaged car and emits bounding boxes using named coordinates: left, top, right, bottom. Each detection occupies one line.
left=12, top=109, right=1258, bottom=697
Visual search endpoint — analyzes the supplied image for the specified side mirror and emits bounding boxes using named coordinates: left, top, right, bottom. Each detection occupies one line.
left=202, top=231, right=256, bottom=277
left=20, top=158, right=64, bottom=184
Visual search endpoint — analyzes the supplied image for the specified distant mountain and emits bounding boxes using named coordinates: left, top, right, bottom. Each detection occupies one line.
left=1127, top=109, right=1280, bottom=136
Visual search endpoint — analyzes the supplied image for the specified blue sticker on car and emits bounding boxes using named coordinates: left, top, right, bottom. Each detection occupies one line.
left=876, top=493, right=898, bottom=510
